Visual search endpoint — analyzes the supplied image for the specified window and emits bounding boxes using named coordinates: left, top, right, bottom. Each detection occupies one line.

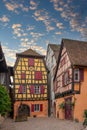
left=34, top=104, right=40, bottom=112
left=18, top=85, right=26, bottom=93
left=35, top=71, right=42, bottom=80
left=22, top=85, right=26, bottom=93
left=31, top=104, right=43, bottom=112
left=62, top=71, right=69, bottom=86
left=64, top=72, right=69, bottom=85
left=74, top=69, right=80, bottom=82
left=74, top=68, right=84, bottom=82
left=34, top=86, right=40, bottom=94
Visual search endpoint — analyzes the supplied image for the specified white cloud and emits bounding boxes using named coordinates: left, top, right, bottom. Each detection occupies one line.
left=2, top=45, right=17, bottom=66
left=5, top=2, right=18, bottom=13
left=33, top=9, right=55, bottom=32
left=50, top=0, right=87, bottom=39
left=12, top=24, right=22, bottom=29
left=32, top=45, right=46, bottom=55
left=12, top=24, right=22, bottom=37
left=19, top=4, right=29, bottom=12
left=56, top=22, right=64, bottom=29
left=4, top=1, right=29, bottom=13
left=30, top=32, right=44, bottom=39
left=12, top=24, right=28, bottom=38
left=55, top=31, right=62, bottom=35
left=29, top=0, right=39, bottom=10
left=50, top=0, right=63, bottom=12
left=0, top=15, right=9, bottom=22
left=27, top=25, right=35, bottom=31
left=20, top=38, right=28, bottom=42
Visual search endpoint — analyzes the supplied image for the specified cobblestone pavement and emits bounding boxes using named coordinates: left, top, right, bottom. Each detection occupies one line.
left=0, top=117, right=84, bottom=130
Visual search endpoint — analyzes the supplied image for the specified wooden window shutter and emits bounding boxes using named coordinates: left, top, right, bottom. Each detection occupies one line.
left=18, top=85, right=23, bottom=93
left=40, top=86, right=44, bottom=94
left=40, top=104, right=43, bottom=112
left=80, top=68, right=84, bottom=81
left=35, top=71, right=42, bottom=80
left=31, top=104, right=34, bottom=112
left=30, top=85, right=34, bottom=94
left=28, top=58, right=34, bottom=66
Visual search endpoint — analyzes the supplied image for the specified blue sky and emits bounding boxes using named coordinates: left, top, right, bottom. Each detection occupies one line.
left=0, top=0, right=87, bottom=66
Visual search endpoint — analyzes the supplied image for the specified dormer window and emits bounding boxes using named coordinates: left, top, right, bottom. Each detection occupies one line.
left=74, top=69, right=80, bottom=82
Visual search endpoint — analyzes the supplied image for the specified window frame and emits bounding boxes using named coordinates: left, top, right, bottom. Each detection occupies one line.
left=74, top=69, right=80, bottom=82
left=18, top=85, right=26, bottom=94
left=34, top=85, right=40, bottom=94
left=62, top=71, right=70, bottom=87
left=34, top=104, right=40, bottom=112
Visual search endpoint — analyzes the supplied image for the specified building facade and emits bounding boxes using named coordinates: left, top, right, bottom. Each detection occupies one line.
left=54, top=39, right=87, bottom=122
left=46, top=44, right=60, bottom=116
left=0, top=44, right=9, bottom=89
left=14, top=49, right=48, bottom=120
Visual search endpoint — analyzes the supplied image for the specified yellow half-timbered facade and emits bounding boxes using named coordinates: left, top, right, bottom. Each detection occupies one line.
left=14, top=49, right=48, bottom=119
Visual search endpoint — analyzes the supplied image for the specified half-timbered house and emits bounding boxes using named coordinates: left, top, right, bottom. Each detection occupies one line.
left=54, top=39, right=87, bottom=122
left=46, top=44, right=60, bottom=116
left=14, top=49, right=48, bottom=119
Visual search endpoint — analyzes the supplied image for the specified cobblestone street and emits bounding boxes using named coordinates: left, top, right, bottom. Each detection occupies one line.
left=0, top=117, right=84, bottom=130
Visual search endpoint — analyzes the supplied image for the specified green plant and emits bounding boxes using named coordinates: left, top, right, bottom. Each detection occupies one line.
left=59, top=102, right=65, bottom=109
left=0, top=84, right=11, bottom=116
left=83, top=110, right=87, bottom=126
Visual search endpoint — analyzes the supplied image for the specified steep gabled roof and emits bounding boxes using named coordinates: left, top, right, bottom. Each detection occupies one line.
left=62, top=39, right=87, bottom=66
left=16, top=48, right=44, bottom=58
left=48, top=44, right=60, bottom=62
left=54, top=38, right=87, bottom=80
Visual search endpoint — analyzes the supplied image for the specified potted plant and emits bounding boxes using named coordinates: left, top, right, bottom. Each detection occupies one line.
left=59, top=102, right=65, bottom=109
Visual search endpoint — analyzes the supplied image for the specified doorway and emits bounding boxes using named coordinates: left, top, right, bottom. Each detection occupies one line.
left=18, top=104, right=30, bottom=117
left=65, top=97, right=72, bottom=120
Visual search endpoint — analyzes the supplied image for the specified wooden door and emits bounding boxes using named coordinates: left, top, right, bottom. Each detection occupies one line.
left=65, top=97, right=72, bottom=120
left=18, top=104, right=30, bottom=117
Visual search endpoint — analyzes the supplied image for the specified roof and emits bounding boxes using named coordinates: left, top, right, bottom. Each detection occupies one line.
left=0, top=44, right=8, bottom=72
left=48, top=44, right=60, bottom=61
left=54, top=38, right=87, bottom=80
left=16, top=48, right=45, bottom=58
left=62, top=39, right=87, bottom=66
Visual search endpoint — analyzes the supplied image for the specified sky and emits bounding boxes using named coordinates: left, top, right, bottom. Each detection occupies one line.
left=0, top=0, right=87, bottom=66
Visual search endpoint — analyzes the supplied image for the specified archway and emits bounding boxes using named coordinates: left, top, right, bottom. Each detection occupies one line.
left=18, top=104, right=30, bottom=117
